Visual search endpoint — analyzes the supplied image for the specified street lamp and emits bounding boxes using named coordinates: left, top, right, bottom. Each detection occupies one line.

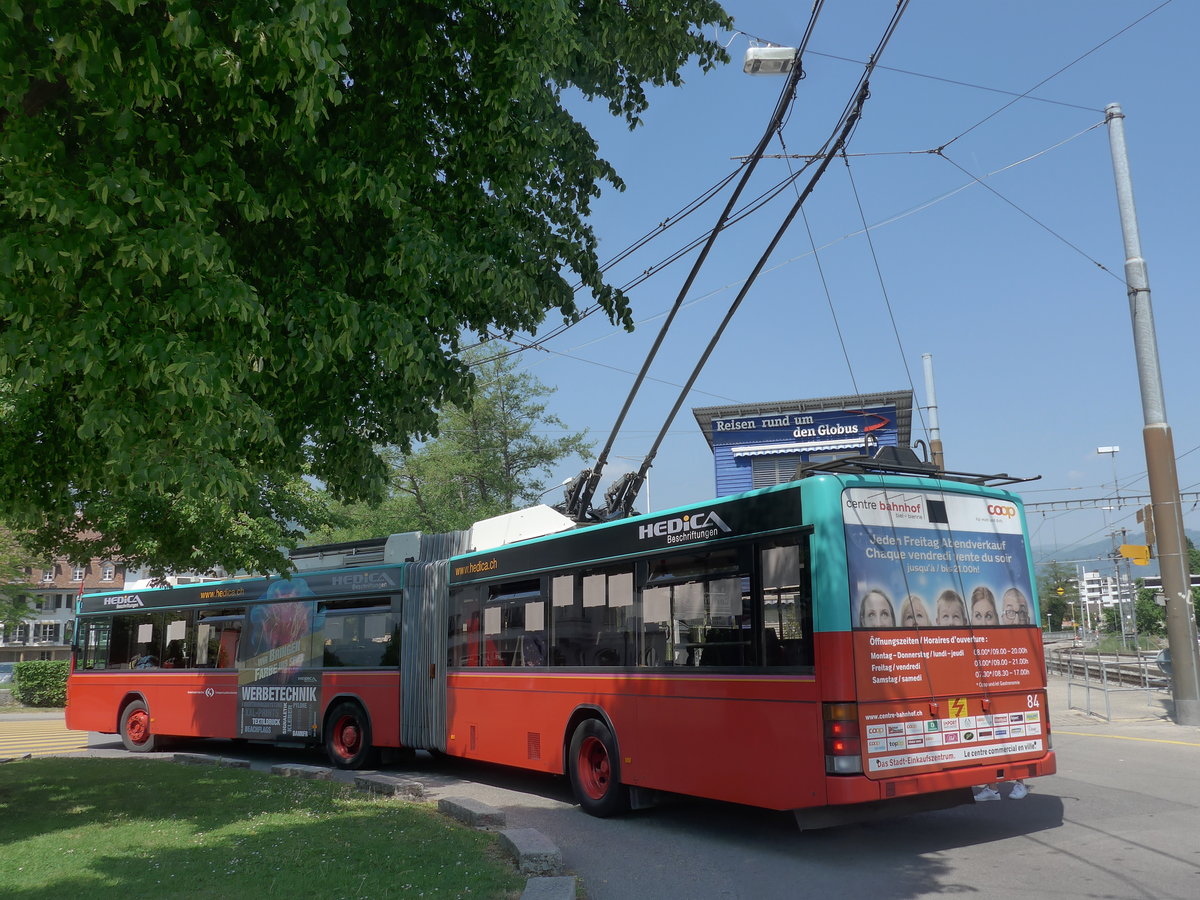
left=1097, top=445, right=1120, bottom=499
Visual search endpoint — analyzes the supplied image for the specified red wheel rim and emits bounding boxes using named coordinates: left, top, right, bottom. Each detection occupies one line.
left=126, top=709, right=150, bottom=745
left=577, top=735, right=611, bottom=800
left=333, top=716, right=361, bottom=758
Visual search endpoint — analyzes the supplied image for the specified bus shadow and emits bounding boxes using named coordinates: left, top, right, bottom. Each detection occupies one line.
left=607, top=793, right=1066, bottom=899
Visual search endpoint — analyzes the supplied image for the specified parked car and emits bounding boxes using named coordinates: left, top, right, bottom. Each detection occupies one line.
left=0, top=662, right=14, bottom=683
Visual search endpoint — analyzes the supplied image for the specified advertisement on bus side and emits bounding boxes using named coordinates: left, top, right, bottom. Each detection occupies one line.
left=237, top=579, right=324, bottom=741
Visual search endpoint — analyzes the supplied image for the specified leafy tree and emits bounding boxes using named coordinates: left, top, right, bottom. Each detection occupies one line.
left=0, top=1, right=731, bottom=575
left=1134, top=586, right=1166, bottom=637
left=1187, top=537, right=1200, bottom=630
left=0, top=526, right=37, bottom=637
left=1036, top=561, right=1077, bottom=629
left=311, top=351, right=589, bottom=541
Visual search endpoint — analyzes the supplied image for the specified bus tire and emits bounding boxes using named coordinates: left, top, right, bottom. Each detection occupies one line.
left=324, top=701, right=378, bottom=769
left=568, top=718, right=629, bottom=817
left=119, top=699, right=158, bottom=753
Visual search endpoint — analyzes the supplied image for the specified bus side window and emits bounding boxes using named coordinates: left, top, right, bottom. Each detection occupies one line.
left=161, top=613, right=194, bottom=668
left=642, top=548, right=753, bottom=667
left=760, top=540, right=813, bottom=668
left=448, top=587, right=481, bottom=667
left=109, top=612, right=164, bottom=669
left=80, top=621, right=111, bottom=670
left=320, top=598, right=396, bottom=667
left=485, top=579, right=542, bottom=667
left=195, top=608, right=246, bottom=669
left=551, top=568, right=635, bottom=667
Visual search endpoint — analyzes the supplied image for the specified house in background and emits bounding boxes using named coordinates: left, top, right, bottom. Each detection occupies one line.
left=0, top=555, right=126, bottom=663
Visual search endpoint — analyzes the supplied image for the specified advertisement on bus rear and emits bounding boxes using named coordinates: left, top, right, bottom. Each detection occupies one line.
left=858, top=692, right=1047, bottom=778
left=842, top=487, right=1047, bottom=776
left=237, top=579, right=324, bottom=741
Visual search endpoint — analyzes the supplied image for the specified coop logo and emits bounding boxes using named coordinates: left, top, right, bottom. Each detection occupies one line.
left=987, top=503, right=1018, bottom=519
left=639, top=511, right=732, bottom=545
left=102, top=594, right=145, bottom=609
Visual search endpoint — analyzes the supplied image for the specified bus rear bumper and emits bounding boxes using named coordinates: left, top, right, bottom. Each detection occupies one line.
left=806, top=750, right=1057, bottom=827
left=794, top=787, right=974, bottom=830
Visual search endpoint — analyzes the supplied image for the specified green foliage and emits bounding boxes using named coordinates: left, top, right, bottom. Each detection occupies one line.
left=0, top=526, right=36, bottom=634
left=0, top=1, right=731, bottom=575
left=11, top=660, right=68, bottom=706
left=312, top=349, right=591, bottom=540
left=1134, top=592, right=1166, bottom=636
left=1036, top=560, right=1077, bottom=629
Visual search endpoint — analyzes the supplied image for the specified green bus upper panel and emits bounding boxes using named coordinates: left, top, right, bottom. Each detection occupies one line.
left=451, top=473, right=1036, bottom=634
left=76, top=565, right=406, bottom=616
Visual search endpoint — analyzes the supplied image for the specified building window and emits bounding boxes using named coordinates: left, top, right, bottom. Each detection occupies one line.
left=750, top=455, right=802, bottom=488
left=41, top=570, right=54, bottom=584
left=72, top=567, right=85, bottom=582
left=101, top=563, right=115, bottom=581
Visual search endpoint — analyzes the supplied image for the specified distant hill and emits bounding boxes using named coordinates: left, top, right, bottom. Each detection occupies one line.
left=1032, top=529, right=1200, bottom=576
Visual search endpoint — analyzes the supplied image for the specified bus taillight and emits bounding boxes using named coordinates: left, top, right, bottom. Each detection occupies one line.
left=823, top=702, right=863, bottom=774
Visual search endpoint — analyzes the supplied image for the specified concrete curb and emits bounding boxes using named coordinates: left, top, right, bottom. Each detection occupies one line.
left=268, top=762, right=334, bottom=780
left=172, top=752, right=251, bottom=768
left=498, top=827, right=563, bottom=876
left=520, top=875, right=578, bottom=900
left=438, top=796, right=507, bottom=828
left=354, top=772, right=426, bottom=800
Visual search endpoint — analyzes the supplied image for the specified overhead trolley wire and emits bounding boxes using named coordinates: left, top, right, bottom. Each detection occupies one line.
left=557, top=2, right=831, bottom=520
left=471, top=155, right=823, bottom=368
left=594, top=0, right=914, bottom=522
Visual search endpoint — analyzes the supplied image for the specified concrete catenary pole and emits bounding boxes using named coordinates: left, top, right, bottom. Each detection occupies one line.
left=1106, top=102, right=1200, bottom=724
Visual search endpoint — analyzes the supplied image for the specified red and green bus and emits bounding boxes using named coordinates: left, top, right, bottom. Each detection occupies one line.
left=67, top=464, right=1055, bottom=826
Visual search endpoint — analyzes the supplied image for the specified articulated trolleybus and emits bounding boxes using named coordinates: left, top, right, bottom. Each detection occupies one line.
left=68, top=460, right=1054, bottom=827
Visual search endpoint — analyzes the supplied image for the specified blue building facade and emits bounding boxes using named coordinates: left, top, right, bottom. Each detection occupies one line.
left=692, top=390, right=914, bottom=497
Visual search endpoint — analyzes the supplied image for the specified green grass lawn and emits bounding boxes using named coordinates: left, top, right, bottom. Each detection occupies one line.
left=0, top=758, right=523, bottom=899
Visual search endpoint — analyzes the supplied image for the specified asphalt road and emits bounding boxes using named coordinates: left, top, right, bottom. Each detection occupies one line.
left=3, top=674, right=1197, bottom=900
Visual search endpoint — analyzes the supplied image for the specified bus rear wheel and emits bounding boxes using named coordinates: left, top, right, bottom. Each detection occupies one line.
left=120, top=699, right=158, bottom=753
left=568, top=719, right=629, bottom=817
left=325, top=701, right=378, bottom=769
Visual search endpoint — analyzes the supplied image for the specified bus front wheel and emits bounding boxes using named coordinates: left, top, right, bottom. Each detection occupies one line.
left=324, top=702, right=378, bottom=769
left=568, top=719, right=630, bottom=817
left=120, top=700, right=158, bottom=753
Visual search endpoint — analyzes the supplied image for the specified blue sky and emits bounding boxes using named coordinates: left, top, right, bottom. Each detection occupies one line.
left=489, top=1, right=1198, bottom=570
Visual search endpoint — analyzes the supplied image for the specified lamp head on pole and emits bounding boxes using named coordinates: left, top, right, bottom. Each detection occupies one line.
left=743, top=44, right=798, bottom=76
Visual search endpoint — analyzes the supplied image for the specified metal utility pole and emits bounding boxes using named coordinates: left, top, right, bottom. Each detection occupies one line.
left=921, top=353, right=945, bottom=470
left=1106, top=102, right=1200, bottom=724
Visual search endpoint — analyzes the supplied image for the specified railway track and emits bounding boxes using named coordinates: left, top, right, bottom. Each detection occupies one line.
left=1046, top=646, right=1170, bottom=691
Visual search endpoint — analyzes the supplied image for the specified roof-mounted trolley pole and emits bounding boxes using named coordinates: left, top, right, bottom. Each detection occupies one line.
left=1106, top=102, right=1200, bottom=725
left=609, top=83, right=870, bottom=521
left=558, top=47, right=806, bottom=523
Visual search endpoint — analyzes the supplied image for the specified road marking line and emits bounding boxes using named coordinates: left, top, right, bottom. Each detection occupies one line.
left=1056, top=729, right=1200, bottom=747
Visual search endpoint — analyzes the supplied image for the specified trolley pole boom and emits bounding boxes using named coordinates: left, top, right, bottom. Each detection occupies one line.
left=612, top=84, right=869, bottom=521
left=561, top=49, right=807, bottom=523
